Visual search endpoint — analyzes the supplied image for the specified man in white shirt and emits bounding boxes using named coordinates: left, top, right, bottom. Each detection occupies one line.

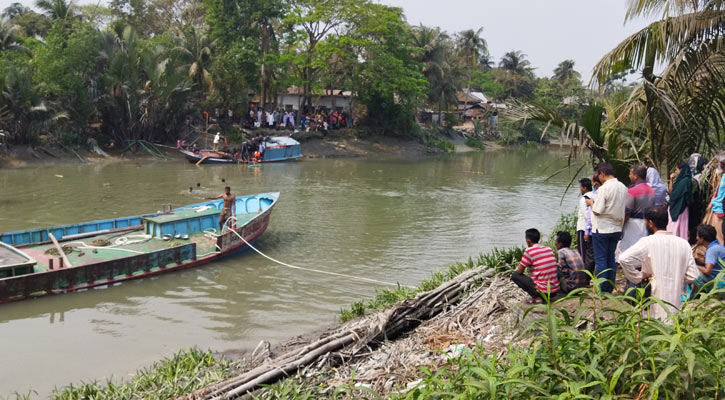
left=618, top=206, right=699, bottom=319
left=585, top=162, right=628, bottom=293
left=213, top=132, right=221, bottom=151
left=576, top=178, right=595, bottom=273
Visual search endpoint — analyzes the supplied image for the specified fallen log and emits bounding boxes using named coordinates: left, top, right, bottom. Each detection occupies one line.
left=176, top=267, right=497, bottom=400
left=36, top=146, right=59, bottom=158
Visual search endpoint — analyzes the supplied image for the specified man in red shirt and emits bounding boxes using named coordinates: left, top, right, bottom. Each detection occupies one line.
left=512, top=228, right=561, bottom=304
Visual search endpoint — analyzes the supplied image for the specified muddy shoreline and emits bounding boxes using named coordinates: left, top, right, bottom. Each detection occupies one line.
left=0, top=128, right=503, bottom=168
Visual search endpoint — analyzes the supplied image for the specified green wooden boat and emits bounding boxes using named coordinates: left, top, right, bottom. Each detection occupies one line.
left=0, top=192, right=279, bottom=303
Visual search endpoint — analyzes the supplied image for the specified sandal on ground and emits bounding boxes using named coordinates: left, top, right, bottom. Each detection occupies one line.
left=525, top=297, right=543, bottom=305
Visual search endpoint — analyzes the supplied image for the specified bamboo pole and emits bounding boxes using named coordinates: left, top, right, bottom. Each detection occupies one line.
left=48, top=232, right=72, bottom=268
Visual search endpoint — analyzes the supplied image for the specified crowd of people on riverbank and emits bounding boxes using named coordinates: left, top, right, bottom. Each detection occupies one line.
left=513, top=156, right=725, bottom=320
left=243, top=106, right=353, bottom=134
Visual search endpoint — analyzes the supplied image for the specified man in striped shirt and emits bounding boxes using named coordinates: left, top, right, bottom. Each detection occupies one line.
left=512, top=228, right=560, bottom=304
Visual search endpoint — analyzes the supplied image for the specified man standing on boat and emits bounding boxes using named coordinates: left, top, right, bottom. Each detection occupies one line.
left=206, top=186, right=236, bottom=231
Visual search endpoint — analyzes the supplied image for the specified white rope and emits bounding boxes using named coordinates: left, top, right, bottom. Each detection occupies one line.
left=67, top=234, right=152, bottom=254
left=68, top=241, right=144, bottom=254
left=223, top=222, right=412, bottom=288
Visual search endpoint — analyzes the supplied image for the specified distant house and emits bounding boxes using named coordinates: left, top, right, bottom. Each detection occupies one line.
left=456, top=90, right=493, bottom=120
left=251, top=86, right=355, bottom=111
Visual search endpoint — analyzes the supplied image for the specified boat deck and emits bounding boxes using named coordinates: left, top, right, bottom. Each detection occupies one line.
left=19, top=212, right=258, bottom=273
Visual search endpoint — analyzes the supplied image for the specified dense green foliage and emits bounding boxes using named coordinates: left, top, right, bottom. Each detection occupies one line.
left=0, top=0, right=589, bottom=147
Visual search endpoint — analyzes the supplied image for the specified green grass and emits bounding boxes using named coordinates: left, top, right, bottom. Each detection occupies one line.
left=49, top=348, right=242, bottom=400
left=431, top=139, right=455, bottom=153
left=464, top=137, right=485, bottom=150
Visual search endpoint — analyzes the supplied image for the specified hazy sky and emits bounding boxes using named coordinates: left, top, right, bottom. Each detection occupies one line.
left=378, top=0, right=649, bottom=80
left=1, top=0, right=650, bottom=81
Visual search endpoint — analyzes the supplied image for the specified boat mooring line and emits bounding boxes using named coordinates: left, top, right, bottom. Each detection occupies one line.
left=224, top=226, right=413, bottom=289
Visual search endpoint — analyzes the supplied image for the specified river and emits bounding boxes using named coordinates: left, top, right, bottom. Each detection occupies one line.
left=0, top=149, right=577, bottom=397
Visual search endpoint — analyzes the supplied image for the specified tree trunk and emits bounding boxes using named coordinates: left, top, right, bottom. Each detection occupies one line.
left=642, top=45, right=662, bottom=169
left=260, top=23, right=270, bottom=112
left=438, top=95, right=444, bottom=126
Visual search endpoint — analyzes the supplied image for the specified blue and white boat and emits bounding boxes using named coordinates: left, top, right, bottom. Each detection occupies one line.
left=180, top=136, right=303, bottom=164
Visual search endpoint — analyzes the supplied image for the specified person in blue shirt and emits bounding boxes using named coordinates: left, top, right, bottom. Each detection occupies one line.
left=706, top=155, right=725, bottom=243
left=692, top=224, right=725, bottom=296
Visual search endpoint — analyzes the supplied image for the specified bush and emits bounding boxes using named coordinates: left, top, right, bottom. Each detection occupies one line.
left=444, top=113, right=459, bottom=127
left=465, top=137, right=485, bottom=150
left=432, top=139, right=455, bottom=153
left=396, top=279, right=725, bottom=399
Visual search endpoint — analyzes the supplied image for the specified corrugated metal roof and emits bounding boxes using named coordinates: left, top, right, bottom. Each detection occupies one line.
left=266, top=136, right=300, bottom=146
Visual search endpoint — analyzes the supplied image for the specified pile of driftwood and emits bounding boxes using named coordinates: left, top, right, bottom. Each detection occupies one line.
left=177, top=267, right=500, bottom=400
left=321, top=275, right=533, bottom=395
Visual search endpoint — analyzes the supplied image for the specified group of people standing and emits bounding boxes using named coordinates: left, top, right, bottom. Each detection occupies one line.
left=247, top=107, right=298, bottom=131
left=244, top=106, right=353, bottom=134
left=513, top=158, right=725, bottom=320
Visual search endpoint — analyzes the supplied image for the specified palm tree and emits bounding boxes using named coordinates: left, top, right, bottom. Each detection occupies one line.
left=0, top=19, right=29, bottom=53
left=412, top=25, right=461, bottom=124
left=499, top=50, right=531, bottom=75
left=173, top=27, right=216, bottom=101
left=34, top=0, right=74, bottom=20
left=479, top=53, right=494, bottom=72
left=429, top=62, right=463, bottom=125
left=553, top=59, right=580, bottom=83
left=1, top=67, right=67, bottom=144
left=412, top=25, right=450, bottom=81
left=593, top=0, right=725, bottom=169
left=2, top=2, right=30, bottom=19
left=456, top=27, right=487, bottom=69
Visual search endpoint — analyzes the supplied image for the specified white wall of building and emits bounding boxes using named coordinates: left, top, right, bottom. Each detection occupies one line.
left=275, top=94, right=352, bottom=111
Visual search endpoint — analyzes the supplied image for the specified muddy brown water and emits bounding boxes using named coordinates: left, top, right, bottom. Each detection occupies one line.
left=0, top=149, right=576, bottom=397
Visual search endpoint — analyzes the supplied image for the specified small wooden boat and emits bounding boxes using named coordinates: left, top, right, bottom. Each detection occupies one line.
left=0, top=192, right=279, bottom=303
left=180, top=136, right=303, bottom=164
left=180, top=149, right=238, bottom=164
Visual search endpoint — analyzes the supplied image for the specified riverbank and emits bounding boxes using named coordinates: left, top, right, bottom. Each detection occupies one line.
left=44, top=217, right=565, bottom=399
left=43, top=213, right=725, bottom=399
left=0, top=127, right=498, bottom=168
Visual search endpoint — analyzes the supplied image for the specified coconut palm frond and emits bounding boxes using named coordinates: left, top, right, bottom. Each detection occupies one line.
left=625, top=0, right=706, bottom=20
left=592, top=10, right=725, bottom=84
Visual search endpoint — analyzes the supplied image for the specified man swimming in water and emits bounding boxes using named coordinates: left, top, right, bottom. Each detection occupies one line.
left=205, top=186, right=236, bottom=231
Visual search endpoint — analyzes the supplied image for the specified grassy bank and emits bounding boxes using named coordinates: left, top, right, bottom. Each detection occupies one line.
left=8, top=349, right=243, bottom=400
left=15, top=215, right=573, bottom=399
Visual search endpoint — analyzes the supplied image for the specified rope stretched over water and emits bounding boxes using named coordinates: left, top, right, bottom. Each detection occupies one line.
left=223, top=221, right=412, bottom=288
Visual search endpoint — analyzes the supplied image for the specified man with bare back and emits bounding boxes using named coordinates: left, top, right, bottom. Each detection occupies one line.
left=206, top=186, right=236, bottom=231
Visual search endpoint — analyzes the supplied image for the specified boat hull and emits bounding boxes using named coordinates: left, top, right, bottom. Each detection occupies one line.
left=181, top=150, right=238, bottom=164
left=0, top=194, right=278, bottom=303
